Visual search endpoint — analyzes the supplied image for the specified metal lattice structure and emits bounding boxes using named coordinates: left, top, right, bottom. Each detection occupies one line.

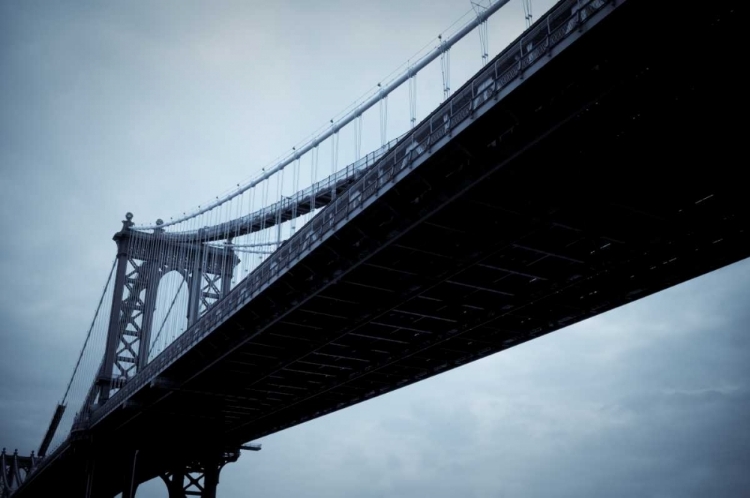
left=91, top=222, right=240, bottom=406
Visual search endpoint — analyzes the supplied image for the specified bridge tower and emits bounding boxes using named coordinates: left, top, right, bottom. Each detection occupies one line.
left=90, top=213, right=239, bottom=408
left=0, top=449, right=36, bottom=498
left=116, top=445, right=260, bottom=498
left=159, top=448, right=241, bottom=498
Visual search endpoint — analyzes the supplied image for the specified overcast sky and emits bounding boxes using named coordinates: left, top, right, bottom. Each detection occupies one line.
left=2, top=1, right=749, bottom=497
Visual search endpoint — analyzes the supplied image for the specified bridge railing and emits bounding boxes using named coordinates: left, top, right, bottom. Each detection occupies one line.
left=157, top=137, right=403, bottom=243
left=82, top=0, right=613, bottom=433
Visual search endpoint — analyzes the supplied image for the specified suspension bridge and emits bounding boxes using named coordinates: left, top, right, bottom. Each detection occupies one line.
left=2, top=0, right=746, bottom=496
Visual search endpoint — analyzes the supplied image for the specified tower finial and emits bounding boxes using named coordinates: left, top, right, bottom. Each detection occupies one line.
left=121, top=212, right=135, bottom=232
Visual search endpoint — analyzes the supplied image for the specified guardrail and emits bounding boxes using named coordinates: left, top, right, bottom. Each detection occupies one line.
left=153, top=137, right=402, bottom=243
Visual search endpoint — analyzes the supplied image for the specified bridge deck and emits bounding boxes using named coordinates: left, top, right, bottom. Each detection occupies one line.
left=15, top=0, right=748, bottom=495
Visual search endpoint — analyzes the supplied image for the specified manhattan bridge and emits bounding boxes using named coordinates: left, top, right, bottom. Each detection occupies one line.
left=2, top=0, right=746, bottom=496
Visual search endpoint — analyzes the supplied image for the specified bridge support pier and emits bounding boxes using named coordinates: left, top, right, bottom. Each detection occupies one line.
left=161, top=449, right=240, bottom=498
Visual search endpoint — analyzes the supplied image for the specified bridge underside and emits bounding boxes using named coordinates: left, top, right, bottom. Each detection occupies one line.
left=16, top=0, right=747, bottom=496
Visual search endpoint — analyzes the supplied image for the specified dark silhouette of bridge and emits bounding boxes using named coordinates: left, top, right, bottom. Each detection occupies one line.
left=3, top=0, right=746, bottom=496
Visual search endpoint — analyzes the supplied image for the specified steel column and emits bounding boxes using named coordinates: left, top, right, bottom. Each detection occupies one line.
left=187, top=245, right=203, bottom=326
left=136, top=261, right=160, bottom=368
left=97, top=215, right=133, bottom=404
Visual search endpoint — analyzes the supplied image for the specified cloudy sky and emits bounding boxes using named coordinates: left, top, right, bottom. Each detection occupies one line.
left=2, top=0, right=749, bottom=496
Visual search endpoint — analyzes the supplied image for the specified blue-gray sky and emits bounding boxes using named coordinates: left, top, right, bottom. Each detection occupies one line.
left=2, top=1, right=749, bottom=496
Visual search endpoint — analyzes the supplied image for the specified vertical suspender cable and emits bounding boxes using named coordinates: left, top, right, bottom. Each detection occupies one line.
left=378, top=84, right=388, bottom=147
left=276, top=168, right=284, bottom=247
left=440, top=35, right=451, bottom=100
left=523, top=0, right=533, bottom=28
left=408, top=65, right=417, bottom=129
